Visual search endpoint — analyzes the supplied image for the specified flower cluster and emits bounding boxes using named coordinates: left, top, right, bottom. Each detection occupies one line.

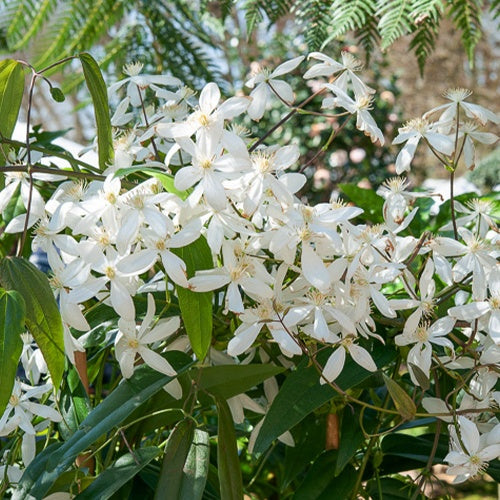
left=0, top=52, right=498, bottom=485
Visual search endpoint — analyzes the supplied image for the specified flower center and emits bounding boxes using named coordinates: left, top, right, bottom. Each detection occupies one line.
left=128, top=338, right=139, bottom=349
left=9, top=394, right=19, bottom=406
left=105, top=266, right=116, bottom=279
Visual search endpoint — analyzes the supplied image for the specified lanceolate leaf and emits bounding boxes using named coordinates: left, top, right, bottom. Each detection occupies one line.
left=154, top=419, right=195, bottom=500
left=0, top=59, right=25, bottom=140
left=0, top=257, right=64, bottom=389
left=216, top=397, right=243, bottom=500
left=13, top=352, right=193, bottom=500
left=0, top=288, right=25, bottom=416
left=195, top=364, right=284, bottom=399
left=76, top=447, right=160, bottom=500
left=179, top=429, right=210, bottom=500
left=79, top=53, right=113, bottom=170
left=383, top=374, right=417, bottom=421
left=172, top=237, right=213, bottom=361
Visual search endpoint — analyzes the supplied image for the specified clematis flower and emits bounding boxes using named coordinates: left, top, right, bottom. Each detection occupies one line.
left=392, top=118, right=454, bottom=173
left=0, top=381, right=61, bottom=465
left=322, top=84, right=384, bottom=145
left=115, top=294, right=182, bottom=398
left=304, top=51, right=375, bottom=98
left=320, top=335, right=378, bottom=384
left=245, top=56, right=304, bottom=121
left=108, top=62, right=182, bottom=107
left=424, top=88, right=500, bottom=127
left=445, top=416, right=500, bottom=483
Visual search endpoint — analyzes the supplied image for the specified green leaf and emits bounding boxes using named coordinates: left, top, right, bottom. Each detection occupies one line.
left=179, top=429, right=210, bottom=500
left=154, top=421, right=209, bottom=500
left=338, top=184, right=384, bottom=223
left=383, top=374, right=416, bottom=421
left=253, top=344, right=396, bottom=454
left=216, top=397, right=243, bottom=500
left=14, top=352, right=193, bottom=500
left=172, top=237, right=213, bottom=361
left=195, top=364, right=284, bottom=399
left=79, top=53, right=113, bottom=171
left=58, top=366, right=91, bottom=440
left=0, top=59, right=25, bottom=140
left=154, top=419, right=195, bottom=499
left=76, top=447, right=160, bottom=500
left=0, top=288, right=25, bottom=415
left=150, top=172, right=190, bottom=201
left=293, top=451, right=357, bottom=500
left=0, top=257, right=64, bottom=389
left=49, top=86, right=65, bottom=102
left=281, top=415, right=325, bottom=492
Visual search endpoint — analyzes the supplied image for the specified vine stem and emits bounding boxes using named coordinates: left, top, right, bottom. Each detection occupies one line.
left=249, top=87, right=325, bottom=152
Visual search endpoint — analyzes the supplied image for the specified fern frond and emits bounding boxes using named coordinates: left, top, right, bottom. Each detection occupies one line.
left=244, top=0, right=264, bottom=36
left=329, top=0, right=376, bottom=39
left=448, top=0, right=483, bottom=65
left=296, top=0, right=331, bottom=51
left=355, top=15, right=380, bottom=62
left=408, top=0, right=442, bottom=75
left=377, top=0, right=413, bottom=49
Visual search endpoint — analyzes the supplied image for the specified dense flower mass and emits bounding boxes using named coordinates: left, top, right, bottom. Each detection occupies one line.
left=0, top=51, right=498, bottom=492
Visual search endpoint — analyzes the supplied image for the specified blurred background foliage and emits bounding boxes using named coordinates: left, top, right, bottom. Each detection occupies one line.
left=1, top=0, right=498, bottom=192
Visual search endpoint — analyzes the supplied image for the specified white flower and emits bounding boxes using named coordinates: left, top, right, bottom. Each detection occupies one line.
left=0, top=381, right=61, bottom=465
left=115, top=294, right=182, bottom=398
left=424, top=88, right=500, bottom=127
left=304, top=51, right=375, bottom=98
left=245, top=56, right=305, bottom=120
left=392, top=118, right=454, bottom=173
left=108, top=62, right=182, bottom=107
left=320, top=336, right=377, bottom=384
left=322, top=84, right=384, bottom=145
left=445, top=416, right=500, bottom=483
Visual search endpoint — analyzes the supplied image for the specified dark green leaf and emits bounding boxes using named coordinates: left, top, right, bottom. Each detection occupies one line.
left=339, top=184, right=384, bottom=223
left=0, top=59, right=25, bottom=140
left=253, top=344, right=396, bottom=454
left=14, top=352, right=193, bottom=500
left=195, top=364, right=284, bottom=399
left=0, top=288, right=25, bottom=415
left=76, top=447, right=160, bottom=500
left=281, top=415, right=325, bottom=492
left=383, top=374, right=416, bottom=421
left=366, top=477, right=418, bottom=500
left=293, top=451, right=357, bottom=500
left=172, top=237, right=213, bottom=361
left=216, top=397, right=243, bottom=500
left=0, top=257, right=64, bottom=389
left=79, top=53, right=113, bottom=170
left=49, top=87, right=65, bottom=102
left=154, top=419, right=195, bottom=499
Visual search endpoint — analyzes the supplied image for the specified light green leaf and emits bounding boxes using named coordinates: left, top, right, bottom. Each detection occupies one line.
left=0, top=257, right=64, bottom=389
left=172, top=237, right=213, bottom=361
left=0, top=59, right=25, bottom=142
left=216, top=397, right=243, bottom=500
left=0, top=288, right=25, bottom=415
left=339, top=183, right=383, bottom=223
left=195, top=364, right=284, bottom=399
left=154, top=419, right=195, bottom=499
left=13, top=352, right=193, bottom=500
left=75, top=447, right=160, bottom=500
left=179, top=429, right=210, bottom=500
left=79, top=53, right=113, bottom=171
left=383, top=374, right=417, bottom=421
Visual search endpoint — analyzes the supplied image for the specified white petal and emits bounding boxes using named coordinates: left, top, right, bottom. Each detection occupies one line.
left=138, top=346, right=177, bottom=376
left=321, top=347, right=345, bottom=384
